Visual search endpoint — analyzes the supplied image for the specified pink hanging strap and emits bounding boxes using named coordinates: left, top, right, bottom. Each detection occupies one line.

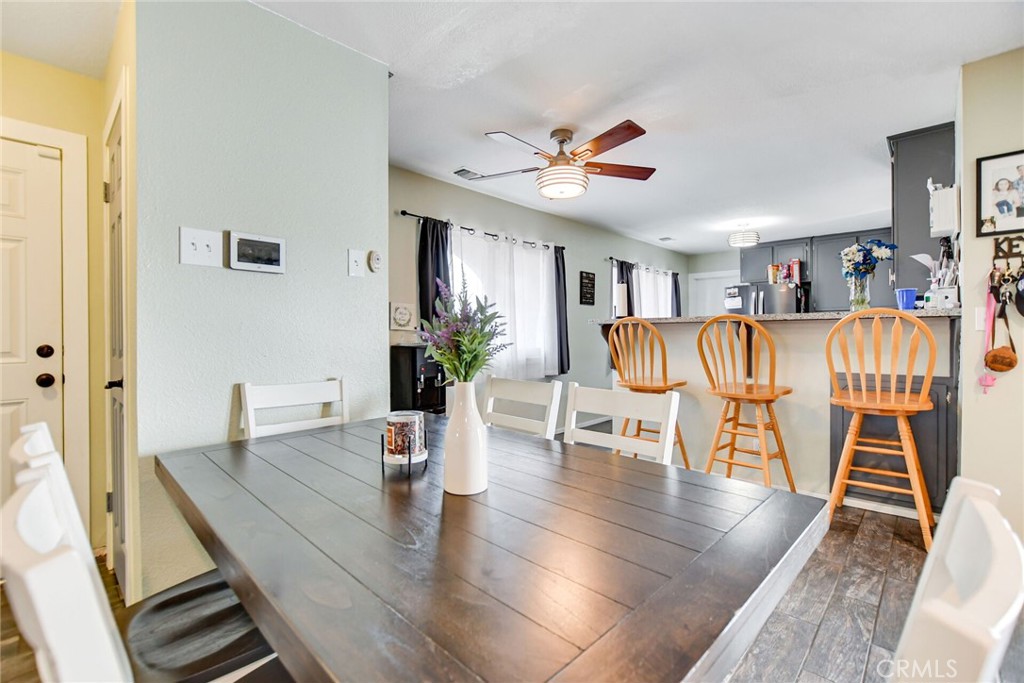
left=980, top=289, right=998, bottom=394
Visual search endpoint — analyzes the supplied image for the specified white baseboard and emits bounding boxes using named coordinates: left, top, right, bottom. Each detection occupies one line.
left=554, top=417, right=612, bottom=436
left=782, top=487, right=940, bottom=523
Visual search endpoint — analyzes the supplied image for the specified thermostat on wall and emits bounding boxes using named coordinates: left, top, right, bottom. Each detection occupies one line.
left=229, top=231, right=285, bottom=274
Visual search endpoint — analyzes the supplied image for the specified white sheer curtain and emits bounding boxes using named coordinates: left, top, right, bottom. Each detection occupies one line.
left=634, top=265, right=675, bottom=318
left=450, top=229, right=558, bottom=379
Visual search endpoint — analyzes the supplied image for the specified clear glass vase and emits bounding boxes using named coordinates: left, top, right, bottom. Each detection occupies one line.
left=849, top=276, right=870, bottom=311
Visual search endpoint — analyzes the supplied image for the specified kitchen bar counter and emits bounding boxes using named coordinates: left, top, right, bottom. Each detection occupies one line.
left=601, top=308, right=961, bottom=326
left=600, top=311, right=961, bottom=508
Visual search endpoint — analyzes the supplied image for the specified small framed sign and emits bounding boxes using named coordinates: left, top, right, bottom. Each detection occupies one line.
left=580, top=271, right=596, bottom=306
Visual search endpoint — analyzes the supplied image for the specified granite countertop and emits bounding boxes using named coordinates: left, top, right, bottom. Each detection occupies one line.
left=601, top=309, right=962, bottom=325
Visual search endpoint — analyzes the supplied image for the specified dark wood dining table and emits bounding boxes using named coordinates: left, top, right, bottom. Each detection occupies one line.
left=155, top=414, right=827, bottom=682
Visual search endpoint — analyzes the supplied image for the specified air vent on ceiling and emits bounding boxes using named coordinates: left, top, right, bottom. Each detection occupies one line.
left=453, top=167, right=482, bottom=181
left=658, top=237, right=673, bottom=242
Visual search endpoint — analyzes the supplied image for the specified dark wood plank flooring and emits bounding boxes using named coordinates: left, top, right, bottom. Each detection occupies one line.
left=730, top=505, right=1024, bottom=683
left=1, top=557, right=123, bottom=683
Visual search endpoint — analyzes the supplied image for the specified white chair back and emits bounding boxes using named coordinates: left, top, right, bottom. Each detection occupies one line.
left=894, top=477, right=1024, bottom=683
left=240, top=378, right=348, bottom=439
left=18, top=422, right=56, bottom=457
left=0, top=477, right=132, bottom=683
left=562, top=382, right=679, bottom=465
left=483, top=377, right=562, bottom=439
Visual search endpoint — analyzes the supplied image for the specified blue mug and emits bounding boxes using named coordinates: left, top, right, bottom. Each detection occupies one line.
left=896, top=288, right=917, bottom=311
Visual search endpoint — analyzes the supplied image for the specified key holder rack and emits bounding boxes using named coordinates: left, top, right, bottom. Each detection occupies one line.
left=993, top=234, right=1024, bottom=268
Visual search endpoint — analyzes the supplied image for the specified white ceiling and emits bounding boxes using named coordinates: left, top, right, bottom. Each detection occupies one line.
left=5, top=2, right=1021, bottom=253
left=258, top=1, right=1024, bottom=253
left=1, top=1, right=120, bottom=79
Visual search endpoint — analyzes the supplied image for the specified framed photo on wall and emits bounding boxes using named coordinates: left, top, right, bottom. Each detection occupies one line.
left=977, top=149, right=1024, bottom=237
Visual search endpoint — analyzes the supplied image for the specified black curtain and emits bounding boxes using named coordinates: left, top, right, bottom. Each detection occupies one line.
left=417, top=217, right=451, bottom=326
left=671, top=272, right=682, bottom=317
left=553, top=246, right=570, bottom=375
left=616, top=260, right=635, bottom=316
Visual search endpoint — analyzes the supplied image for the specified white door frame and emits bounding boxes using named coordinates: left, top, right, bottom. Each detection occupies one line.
left=0, top=117, right=90, bottom=535
left=688, top=269, right=741, bottom=316
left=103, top=66, right=142, bottom=605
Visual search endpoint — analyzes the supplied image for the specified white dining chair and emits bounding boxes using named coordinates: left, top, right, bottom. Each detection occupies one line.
left=893, top=476, right=1024, bottom=683
left=562, top=382, right=680, bottom=465
left=483, top=376, right=562, bottom=439
left=1, top=475, right=288, bottom=683
left=240, top=378, right=348, bottom=439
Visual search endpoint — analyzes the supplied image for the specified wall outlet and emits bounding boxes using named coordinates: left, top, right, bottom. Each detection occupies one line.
left=179, top=227, right=223, bottom=267
left=348, top=249, right=366, bottom=277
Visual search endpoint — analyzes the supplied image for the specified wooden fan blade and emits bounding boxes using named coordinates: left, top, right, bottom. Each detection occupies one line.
left=485, top=131, right=554, bottom=160
left=583, top=162, right=656, bottom=180
left=454, top=166, right=540, bottom=181
left=570, top=120, right=646, bottom=161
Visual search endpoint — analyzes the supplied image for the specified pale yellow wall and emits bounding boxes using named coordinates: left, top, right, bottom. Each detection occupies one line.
left=0, top=50, right=108, bottom=546
left=958, top=48, right=1024, bottom=533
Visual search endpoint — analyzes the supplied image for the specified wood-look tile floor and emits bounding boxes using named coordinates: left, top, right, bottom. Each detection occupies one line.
left=0, top=557, right=123, bottom=683
left=730, top=505, right=1024, bottom=683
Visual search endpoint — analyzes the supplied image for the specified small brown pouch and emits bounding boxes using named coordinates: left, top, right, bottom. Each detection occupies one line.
left=985, top=304, right=1018, bottom=373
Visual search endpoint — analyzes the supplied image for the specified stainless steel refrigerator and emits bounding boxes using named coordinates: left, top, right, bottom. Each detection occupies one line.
left=724, top=283, right=802, bottom=314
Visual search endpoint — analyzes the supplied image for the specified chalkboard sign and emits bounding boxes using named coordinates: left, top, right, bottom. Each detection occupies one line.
left=580, top=271, right=596, bottom=306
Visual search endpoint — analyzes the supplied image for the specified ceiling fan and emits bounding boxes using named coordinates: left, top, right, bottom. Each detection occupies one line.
left=454, top=120, right=655, bottom=200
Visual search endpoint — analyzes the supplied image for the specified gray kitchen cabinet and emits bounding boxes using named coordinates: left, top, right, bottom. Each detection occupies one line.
left=811, top=234, right=854, bottom=311
left=830, top=376, right=957, bottom=512
left=740, top=239, right=810, bottom=283
left=772, top=239, right=811, bottom=279
left=739, top=245, right=773, bottom=283
left=811, top=229, right=896, bottom=311
left=888, top=123, right=955, bottom=294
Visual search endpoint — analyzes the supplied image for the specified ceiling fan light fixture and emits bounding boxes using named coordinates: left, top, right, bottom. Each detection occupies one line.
left=728, top=230, right=760, bottom=248
left=536, top=164, right=589, bottom=200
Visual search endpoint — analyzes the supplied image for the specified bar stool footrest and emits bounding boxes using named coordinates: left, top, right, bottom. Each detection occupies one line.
left=711, top=457, right=765, bottom=470
left=842, top=478, right=914, bottom=496
left=849, top=465, right=910, bottom=479
left=853, top=444, right=905, bottom=456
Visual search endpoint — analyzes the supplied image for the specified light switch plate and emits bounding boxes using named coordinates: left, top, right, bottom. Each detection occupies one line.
left=348, top=249, right=366, bottom=277
left=975, top=306, right=987, bottom=331
left=179, top=227, right=223, bottom=267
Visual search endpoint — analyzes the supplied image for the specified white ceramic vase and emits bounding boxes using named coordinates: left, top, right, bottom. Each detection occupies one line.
left=444, top=381, right=488, bottom=495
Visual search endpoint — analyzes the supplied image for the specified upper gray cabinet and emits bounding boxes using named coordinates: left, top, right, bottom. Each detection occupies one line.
left=811, top=228, right=896, bottom=311
left=887, top=123, right=955, bottom=293
left=739, top=245, right=773, bottom=283
left=739, top=239, right=811, bottom=283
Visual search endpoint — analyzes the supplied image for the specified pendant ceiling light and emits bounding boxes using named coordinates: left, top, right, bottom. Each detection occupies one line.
left=536, top=162, right=589, bottom=199
left=728, top=230, right=760, bottom=248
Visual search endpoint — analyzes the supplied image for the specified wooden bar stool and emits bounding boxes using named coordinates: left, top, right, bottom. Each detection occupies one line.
left=697, top=315, right=796, bottom=491
left=825, top=308, right=937, bottom=549
left=607, top=317, right=690, bottom=468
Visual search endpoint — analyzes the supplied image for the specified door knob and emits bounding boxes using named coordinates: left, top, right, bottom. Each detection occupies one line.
left=104, top=379, right=124, bottom=390
left=36, top=373, right=56, bottom=388
left=36, top=344, right=55, bottom=358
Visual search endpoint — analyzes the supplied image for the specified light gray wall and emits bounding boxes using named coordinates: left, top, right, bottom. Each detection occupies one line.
left=688, top=249, right=740, bottom=274
left=135, top=1, right=389, bottom=595
left=389, top=166, right=690, bottom=427
left=136, top=1, right=389, bottom=453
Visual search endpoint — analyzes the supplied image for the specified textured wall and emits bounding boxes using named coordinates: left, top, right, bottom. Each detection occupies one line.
left=688, top=249, right=740, bottom=275
left=134, top=1, right=388, bottom=595
left=388, top=166, right=690, bottom=428
left=135, top=1, right=389, bottom=453
left=958, top=48, right=1024, bottom=534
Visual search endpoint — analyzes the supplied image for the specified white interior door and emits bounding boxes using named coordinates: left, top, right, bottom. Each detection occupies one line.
left=105, top=107, right=130, bottom=592
left=688, top=270, right=741, bottom=316
left=1, top=137, right=63, bottom=507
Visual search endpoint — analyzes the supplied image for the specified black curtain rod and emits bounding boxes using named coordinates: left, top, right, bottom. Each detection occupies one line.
left=399, top=209, right=550, bottom=249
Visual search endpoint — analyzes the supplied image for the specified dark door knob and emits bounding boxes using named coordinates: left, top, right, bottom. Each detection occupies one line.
left=104, top=379, right=124, bottom=390
left=36, top=344, right=55, bottom=358
left=36, top=373, right=56, bottom=388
